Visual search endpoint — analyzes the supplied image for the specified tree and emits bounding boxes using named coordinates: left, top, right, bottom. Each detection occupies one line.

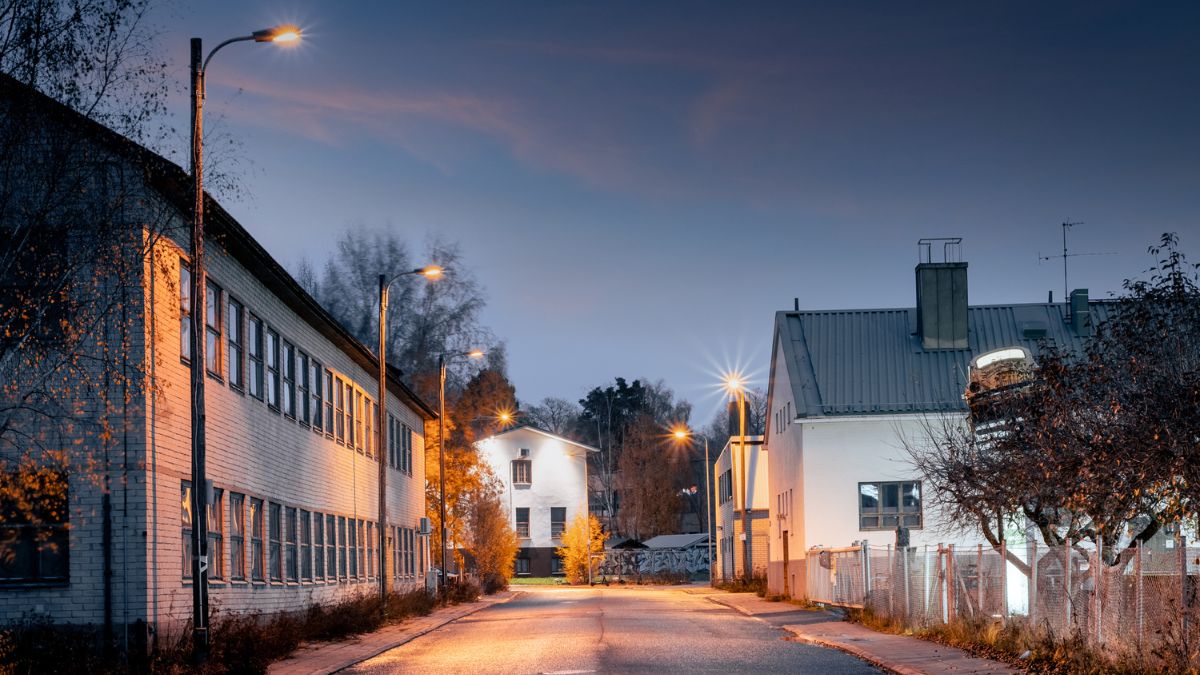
left=465, top=483, right=519, bottom=594
left=299, top=228, right=497, bottom=402
left=616, top=413, right=689, bottom=540
left=906, top=234, right=1200, bottom=569
left=556, top=513, right=607, bottom=584
left=703, top=387, right=767, bottom=447
left=525, top=397, right=581, bottom=437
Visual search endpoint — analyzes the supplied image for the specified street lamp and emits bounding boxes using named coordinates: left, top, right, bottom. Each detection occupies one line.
left=724, top=373, right=751, bottom=582
left=187, top=23, right=300, bottom=661
left=437, top=348, right=485, bottom=594
left=672, top=426, right=715, bottom=586
left=377, top=265, right=444, bottom=609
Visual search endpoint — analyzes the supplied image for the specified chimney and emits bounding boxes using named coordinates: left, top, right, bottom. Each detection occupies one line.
left=1069, top=288, right=1090, bottom=334
left=727, top=398, right=749, bottom=440
left=915, top=238, right=968, bottom=350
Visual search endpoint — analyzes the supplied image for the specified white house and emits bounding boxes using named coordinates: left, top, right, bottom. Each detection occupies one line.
left=713, top=435, right=767, bottom=581
left=0, top=74, right=435, bottom=647
left=476, top=426, right=598, bottom=576
left=763, top=250, right=1106, bottom=599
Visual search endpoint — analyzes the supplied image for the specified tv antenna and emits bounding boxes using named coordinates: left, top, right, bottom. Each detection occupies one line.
left=1037, top=221, right=1116, bottom=310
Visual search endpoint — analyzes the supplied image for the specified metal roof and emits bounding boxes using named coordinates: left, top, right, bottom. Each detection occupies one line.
left=777, top=301, right=1112, bottom=417
left=642, top=533, right=709, bottom=549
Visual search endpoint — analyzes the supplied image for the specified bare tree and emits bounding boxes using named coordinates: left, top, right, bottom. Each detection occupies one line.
left=524, top=397, right=581, bottom=437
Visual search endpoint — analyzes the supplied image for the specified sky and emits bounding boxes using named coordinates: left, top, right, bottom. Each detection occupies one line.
left=152, top=1, right=1200, bottom=424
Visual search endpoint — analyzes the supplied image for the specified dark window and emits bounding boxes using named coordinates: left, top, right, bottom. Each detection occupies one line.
left=324, top=370, right=335, bottom=435
left=248, top=315, right=263, bottom=400
left=312, top=511, right=324, bottom=580
left=182, top=481, right=193, bottom=578
left=0, top=470, right=69, bottom=584
left=335, top=377, right=346, bottom=443
left=513, top=459, right=532, bottom=485
left=515, top=555, right=530, bottom=575
left=551, top=556, right=564, bottom=575
left=348, top=518, right=359, bottom=577
left=298, top=352, right=310, bottom=425
left=354, top=390, right=364, bottom=452
left=286, top=507, right=298, bottom=582
left=388, top=415, right=397, bottom=468
left=403, top=424, right=413, bottom=474
left=205, top=281, right=222, bottom=376
left=281, top=340, right=295, bottom=417
left=310, top=360, right=324, bottom=432
left=328, top=515, right=338, bottom=580
left=266, top=329, right=280, bottom=410
left=230, top=493, right=245, bottom=580
left=338, top=517, right=348, bottom=579
left=515, top=507, right=530, bottom=538
left=269, top=503, right=282, bottom=581
left=858, top=481, right=922, bottom=530
left=366, top=522, right=375, bottom=578
left=551, top=507, right=566, bottom=539
left=227, top=298, right=244, bottom=389
left=250, top=498, right=264, bottom=581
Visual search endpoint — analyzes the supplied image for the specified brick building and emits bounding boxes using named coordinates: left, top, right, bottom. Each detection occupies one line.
left=0, top=74, right=435, bottom=648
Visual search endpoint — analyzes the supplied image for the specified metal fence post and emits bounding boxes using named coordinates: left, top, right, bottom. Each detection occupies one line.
left=1064, top=538, right=1072, bottom=632
left=977, top=544, right=984, bottom=618
left=1000, top=538, right=1008, bottom=620
left=1136, top=539, right=1143, bottom=650
left=947, top=544, right=956, bottom=623
left=863, top=539, right=872, bottom=600
left=939, top=544, right=948, bottom=624
left=887, top=544, right=894, bottom=618
left=903, top=545, right=911, bottom=621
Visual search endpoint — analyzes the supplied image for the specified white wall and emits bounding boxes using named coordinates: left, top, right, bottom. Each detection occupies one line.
left=476, top=428, right=589, bottom=550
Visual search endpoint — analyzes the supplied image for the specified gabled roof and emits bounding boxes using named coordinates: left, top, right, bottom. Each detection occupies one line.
left=483, top=424, right=600, bottom=453
left=774, top=302, right=1112, bottom=418
left=0, top=73, right=436, bottom=420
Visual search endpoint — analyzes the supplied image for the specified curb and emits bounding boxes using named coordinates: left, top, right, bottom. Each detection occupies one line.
left=702, top=593, right=755, bottom=618
left=782, top=628, right=922, bottom=675
left=331, top=591, right=521, bottom=673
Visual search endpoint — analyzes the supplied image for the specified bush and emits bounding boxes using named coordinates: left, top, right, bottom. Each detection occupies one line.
left=444, top=576, right=482, bottom=604
left=715, top=571, right=767, bottom=595
left=556, top=514, right=607, bottom=584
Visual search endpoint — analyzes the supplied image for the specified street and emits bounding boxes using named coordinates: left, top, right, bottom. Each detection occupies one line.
left=347, top=586, right=881, bottom=674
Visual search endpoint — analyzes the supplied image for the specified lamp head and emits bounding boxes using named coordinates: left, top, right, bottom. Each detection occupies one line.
left=672, top=427, right=690, bottom=441
left=253, top=24, right=302, bottom=43
left=723, top=373, right=745, bottom=394
left=466, top=349, right=485, bottom=359
left=419, top=265, right=445, bottom=279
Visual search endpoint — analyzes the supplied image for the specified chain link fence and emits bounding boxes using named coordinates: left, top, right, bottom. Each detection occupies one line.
left=806, top=539, right=1200, bottom=659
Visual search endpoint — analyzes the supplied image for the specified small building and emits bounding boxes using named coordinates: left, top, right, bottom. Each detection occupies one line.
left=476, top=426, right=598, bottom=576
left=713, top=435, right=768, bottom=581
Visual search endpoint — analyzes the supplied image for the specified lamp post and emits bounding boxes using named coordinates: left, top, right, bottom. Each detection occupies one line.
left=437, top=349, right=485, bottom=594
left=376, top=266, right=443, bottom=608
left=188, top=24, right=299, bottom=661
left=725, top=375, right=751, bottom=582
left=672, top=427, right=714, bottom=586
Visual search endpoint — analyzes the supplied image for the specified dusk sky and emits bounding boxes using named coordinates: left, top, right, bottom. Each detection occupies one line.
left=157, top=2, right=1199, bottom=424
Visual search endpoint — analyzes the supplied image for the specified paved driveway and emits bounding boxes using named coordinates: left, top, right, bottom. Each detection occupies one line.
left=347, top=585, right=880, bottom=674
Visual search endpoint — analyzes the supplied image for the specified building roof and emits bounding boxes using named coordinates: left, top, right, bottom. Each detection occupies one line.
left=0, top=73, right=436, bottom=420
left=483, top=424, right=600, bottom=452
left=773, top=301, right=1112, bottom=418
left=642, top=533, right=709, bottom=549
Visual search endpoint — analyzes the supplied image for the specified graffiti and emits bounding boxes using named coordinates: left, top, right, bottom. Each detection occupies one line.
left=595, top=547, right=711, bottom=578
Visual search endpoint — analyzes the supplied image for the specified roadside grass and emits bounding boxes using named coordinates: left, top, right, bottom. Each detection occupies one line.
left=509, top=576, right=565, bottom=585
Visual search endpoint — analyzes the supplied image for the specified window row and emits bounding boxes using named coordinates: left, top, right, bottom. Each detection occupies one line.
left=181, top=481, right=426, bottom=585
left=180, top=261, right=411, bottom=473
left=513, top=506, right=567, bottom=539
left=0, top=470, right=68, bottom=584
left=718, top=468, right=733, bottom=505
left=774, top=401, right=792, bottom=434
left=387, top=414, right=415, bottom=475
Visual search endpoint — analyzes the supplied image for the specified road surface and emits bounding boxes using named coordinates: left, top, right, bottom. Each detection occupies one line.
left=347, top=585, right=880, bottom=674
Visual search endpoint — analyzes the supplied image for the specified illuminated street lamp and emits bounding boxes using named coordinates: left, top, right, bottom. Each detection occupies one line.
left=377, top=265, right=443, bottom=610
left=672, top=426, right=715, bottom=586
left=723, top=373, right=751, bottom=582
left=187, top=23, right=300, bottom=661
left=437, top=348, right=486, bottom=593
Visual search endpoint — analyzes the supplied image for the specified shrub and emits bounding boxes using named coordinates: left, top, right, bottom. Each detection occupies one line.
left=556, top=514, right=608, bottom=584
left=715, top=570, right=767, bottom=595
left=445, top=576, right=482, bottom=604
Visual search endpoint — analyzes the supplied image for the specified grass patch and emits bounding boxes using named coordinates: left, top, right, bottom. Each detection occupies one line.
left=509, top=576, right=565, bottom=586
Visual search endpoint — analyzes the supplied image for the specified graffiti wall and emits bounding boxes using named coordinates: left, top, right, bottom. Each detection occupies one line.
left=596, top=546, right=711, bottom=578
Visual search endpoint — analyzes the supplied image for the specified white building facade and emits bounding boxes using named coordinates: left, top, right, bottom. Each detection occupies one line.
left=0, top=75, right=435, bottom=646
left=476, top=426, right=597, bottom=577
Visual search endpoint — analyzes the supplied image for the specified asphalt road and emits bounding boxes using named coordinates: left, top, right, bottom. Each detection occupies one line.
left=347, top=586, right=881, bottom=674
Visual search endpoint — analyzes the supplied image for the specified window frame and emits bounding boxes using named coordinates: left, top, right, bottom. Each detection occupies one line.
left=229, top=492, right=245, bottom=581
left=227, top=297, right=245, bottom=391
left=0, top=471, right=70, bottom=585
left=248, top=314, right=264, bottom=400
left=298, top=351, right=310, bottom=426
left=512, top=459, right=532, bottom=486
left=179, top=261, right=191, bottom=364
left=269, top=502, right=282, bottom=582
left=515, top=507, right=530, bottom=538
left=250, top=497, right=265, bottom=582
left=208, top=487, right=224, bottom=580
left=265, top=328, right=281, bottom=411
left=281, top=339, right=296, bottom=418
left=857, top=480, right=923, bottom=531
left=205, top=280, right=223, bottom=378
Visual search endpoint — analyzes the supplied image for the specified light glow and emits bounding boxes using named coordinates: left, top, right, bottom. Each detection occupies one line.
left=420, top=265, right=445, bottom=278
left=467, top=349, right=485, bottom=359
left=253, top=24, right=302, bottom=43
left=723, top=372, right=746, bottom=393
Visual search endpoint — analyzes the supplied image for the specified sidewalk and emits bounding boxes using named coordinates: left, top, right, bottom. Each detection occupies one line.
left=690, top=588, right=1018, bottom=675
left=268, top=591, right=519, bottom=675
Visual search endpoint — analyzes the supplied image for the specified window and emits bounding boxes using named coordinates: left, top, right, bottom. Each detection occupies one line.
left=418, top=532, right=424, bottom=574
left=388, top=415, right=397, bottom=468
left=182, top=481, right=193, bottom=578
left=407, top=529, right=416, bottom=576
left=285, top=507, right=298, bottom=582
left=324, top=370, right=335, bottom=436
left=248, top=315, right=264, bottom=399
left=250, top=498, right=264, bottom=581
left=515, top=555, right=530, bottom=575
left=512, top=459, right=532, bottom=486
left=364, top=397, right=374, bottom=459
left=281, top=340, right=295, bottom=417
left=230, top=493, right=245, bottom=580
left=310, top=360, right=323, bottom=432
left=208, top=488, right=224, bottom=580
left=180, top=262, right=191, bottom=362
left=205, top=281, right=222, bottom=375
left=300, top=510, right=312, bottom=581
left=298, top=352, right=310, bottom=425
left=366, top=522, right=375, bottom=578
left=551, top=507, right=566, bottom=539
left=335, top=377, right=346, bottom=443
left=269, top=503, right=282, bottom=581
left=858, top=481, right=922, bottom=530
left=551, top=556, right=563, bottom=575
left=358, top=520, right=366, bottom=578
left=312, top=511, right=324, bottom=580
left=0, top=470, right=69, bottom=584
left=266, top=328, right=280, bottom=410
left=515, top=508, right=530, bottom=538
left=346, top=382, right=356, bottom=450
left=338, top=517, right=347, bottom=580
left=327, top=514, right=337, bottom=580
left=354, top=390, right=364, bottom=452
left=227, top=298, right=244, bottom=389
left=403, top=424, right=413, bottom=474
left=347, top=518, right=358, bottom=578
